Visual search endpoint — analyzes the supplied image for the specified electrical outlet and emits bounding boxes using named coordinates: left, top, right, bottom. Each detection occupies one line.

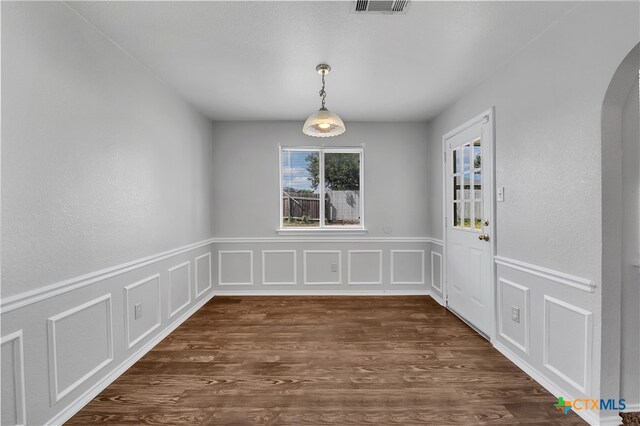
left=331, top=263, right=338, bottom=272
left=134, top=303, right=142, bottom=319
left=511, top=306, right=520, bottom=323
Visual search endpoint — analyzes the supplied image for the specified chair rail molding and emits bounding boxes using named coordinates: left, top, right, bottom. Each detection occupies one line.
left=494, top=255, right=596, bottom=292
left=1, top=238, right=215, bottom=313
left=212, top=236, right=432, bottom=244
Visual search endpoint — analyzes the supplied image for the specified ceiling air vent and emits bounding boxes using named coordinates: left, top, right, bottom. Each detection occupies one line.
left=354, top=0, right=410, bottom=13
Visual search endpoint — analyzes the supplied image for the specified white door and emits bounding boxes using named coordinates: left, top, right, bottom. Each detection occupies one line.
left=444, top=110, right=494, bottom=337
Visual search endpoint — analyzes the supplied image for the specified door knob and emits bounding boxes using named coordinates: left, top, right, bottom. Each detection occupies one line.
left=478, top=233, right=490, bottom=241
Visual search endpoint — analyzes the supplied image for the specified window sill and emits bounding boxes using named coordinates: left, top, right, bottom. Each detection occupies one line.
left=276, top=228, right=368, bottom=235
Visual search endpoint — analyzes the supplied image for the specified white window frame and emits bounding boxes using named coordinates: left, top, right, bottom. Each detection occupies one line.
left=278, top=146, right=365, bottom=233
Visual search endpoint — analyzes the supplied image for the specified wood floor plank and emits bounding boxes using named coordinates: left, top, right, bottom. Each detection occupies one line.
left=67, top=296, right=585, bottom=425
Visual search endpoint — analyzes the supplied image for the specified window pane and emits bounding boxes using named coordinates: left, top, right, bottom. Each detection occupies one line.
left=453, top=148, right=460, bottom=174
left=464, top=202, right=471, bottom=229
left=463, top=172, right=471, bottom=200
left=281, top=150, right=320, bottom=227
left=324, top=152, right=360, bottom=226
left=474, top=202, right=482, bottom=229
left=473, top=139, right=481, bottom=169
left=453, top=176, right=461, bottom=200
left=463, top=143, right=471, bottom=172
left=474, top=171, right=482, bottom=200
left=453, top=202, right=461, bottom=227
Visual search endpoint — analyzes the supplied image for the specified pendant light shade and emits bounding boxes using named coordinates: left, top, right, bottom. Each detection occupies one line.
left=303, top=64, right=346, bottom=137
left=303, top=107, right=346, bottom=137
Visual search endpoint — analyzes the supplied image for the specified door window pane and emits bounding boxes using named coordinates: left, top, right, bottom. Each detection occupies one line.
left=463, top=172, right=472, bottom=200
left=454, top=176, right=461, bottom=200
left=474, top=202, right=482, bottom=229
left=463, top=143, right=471, bottom=172
left=450, top=138, right=483, bottom=233
left=473, top=140, right=481, bottom=169
left=474, top=171, right=482, bottom=200
left=464, top=202, right=471, bottom=229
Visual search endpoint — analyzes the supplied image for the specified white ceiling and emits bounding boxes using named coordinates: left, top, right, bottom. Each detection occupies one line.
left=67, top=1, right=577, bottom=122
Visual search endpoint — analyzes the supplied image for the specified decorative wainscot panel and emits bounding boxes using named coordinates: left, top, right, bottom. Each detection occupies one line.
left=304, top=250, right=342, bottom=285
left=124, top=275, right=161, bottom=349
left=218, top=251, right=251, bottom=287
left=391, top=250, right=425, bottom=285
left=1, top=330, right=27, bottom=426
left=168, top=261, right=192, bottom=319
left=47, top=295, right=114, bottom=404
left=262, top=250, right=297, bottom=285
left=497, top=278, right=530, bottom=354
left=543, top=295, right=592, bottom=394
left=348, top=250, right=382, bottom=285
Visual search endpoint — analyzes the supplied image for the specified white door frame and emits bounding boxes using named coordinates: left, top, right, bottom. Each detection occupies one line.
left=441, top=107, right=497, bottom=341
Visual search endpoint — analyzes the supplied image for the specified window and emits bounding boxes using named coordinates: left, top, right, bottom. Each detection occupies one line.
left=452, top=137, right=482, bottom=230
left=280, top=147, right=363, bottom=230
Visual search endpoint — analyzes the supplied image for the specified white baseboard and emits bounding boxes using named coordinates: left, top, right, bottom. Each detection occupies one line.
left=624, top=403, right=640, bottom=412
left=213, top=289, right=430, bottom=296
left=46, top=292, right=214, bottom=426
left=598, top=415, right=624, bottom=426
left=428, top=292, right=446, bottom=307
left=493, top=341, right=598, bottom=426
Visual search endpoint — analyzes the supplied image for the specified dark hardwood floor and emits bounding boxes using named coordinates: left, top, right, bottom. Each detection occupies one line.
left=67, top=296, right=586, bottom=425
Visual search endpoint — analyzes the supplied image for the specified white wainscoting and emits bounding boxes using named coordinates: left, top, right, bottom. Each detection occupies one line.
left=390, top=250, right=425, bottom=285
left=0, top=240, right=215, bottom=425
left=262, top=250, right=297, bottom=285
left=212, top=238, right=432, bottom=295
left=124, top=275, right=161, bottom=349
left=195, top=252, right=214, bottom=295
left=304, top=250, right=342, bottom=285
left=543, top=295, right=593, bottom=395
left=493, top=255, right=599, bottom=426
left=47, top=293, right=213, bottom=426
left=168, top=261, right=191, bottom=319
left=217, top=251, right=251, bottom=287
left=497, top=278, right=529, bottom=354
left=430, top=251, right=443, bottom=292
left=348, top=250, right=382, bottom=285
left=1, top=330, right=27, bottom=426
left=47, top=294, right=114, bottom=404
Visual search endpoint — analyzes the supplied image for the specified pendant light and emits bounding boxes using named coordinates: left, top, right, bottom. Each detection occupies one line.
left=302, top=64, right=346, bottom=137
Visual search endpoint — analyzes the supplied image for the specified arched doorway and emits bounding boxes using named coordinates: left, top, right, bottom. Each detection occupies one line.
left=601, top=42, right=639, bottom=412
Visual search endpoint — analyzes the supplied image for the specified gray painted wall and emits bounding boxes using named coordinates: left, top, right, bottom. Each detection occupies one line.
left=211, top=121, right=430, bottom=238
left=621, top=76, right=639, bottom=404
left=1, top=2, right=215, bottom=298
left=427, top=1, right=638, bottom=283
left=426, top=2, right=638, bottom=421
left=1, top=3, right=216, bottom=424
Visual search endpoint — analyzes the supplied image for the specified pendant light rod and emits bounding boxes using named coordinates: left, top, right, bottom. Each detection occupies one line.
left=320, top=73, right=326, bottom=109
left=316, top=64, right=331, bottom=110
left=302, top=63, right=345, bottom=138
